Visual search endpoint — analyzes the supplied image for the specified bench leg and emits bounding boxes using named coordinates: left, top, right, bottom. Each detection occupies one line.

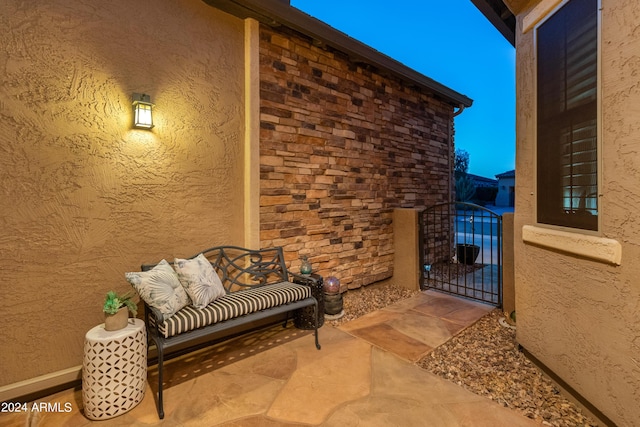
left=314, top=299, right=321, bottom=350
left=156, top=340, right=165, bottom=419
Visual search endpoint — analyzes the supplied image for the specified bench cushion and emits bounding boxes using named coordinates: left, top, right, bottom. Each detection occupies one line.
left=152, top=281, right=311, bottom=338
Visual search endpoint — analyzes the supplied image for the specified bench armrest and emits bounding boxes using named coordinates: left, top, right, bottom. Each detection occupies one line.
left=143, top=303, right=165, bottom=346
left=150, top=306, right=164, bottom=323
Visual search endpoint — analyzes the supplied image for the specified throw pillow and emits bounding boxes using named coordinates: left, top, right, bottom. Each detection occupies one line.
left=174, top=253, right=226, bottom=309
left=125, top=259, right=190, bottom=321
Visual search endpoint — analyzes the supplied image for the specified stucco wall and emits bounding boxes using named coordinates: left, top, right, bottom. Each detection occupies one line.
left=259, top=25, right=455, bottom=289
left=512, top=0, right=640, bottom=425
left=0, top=0, right=245, bottom=386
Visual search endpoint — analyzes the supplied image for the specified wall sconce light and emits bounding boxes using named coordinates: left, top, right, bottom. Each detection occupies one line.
left=132, top=93, right=154, bottom=129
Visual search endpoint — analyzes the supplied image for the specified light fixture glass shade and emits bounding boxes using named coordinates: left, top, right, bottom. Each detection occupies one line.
left=132, top=93, right=154, bottom=129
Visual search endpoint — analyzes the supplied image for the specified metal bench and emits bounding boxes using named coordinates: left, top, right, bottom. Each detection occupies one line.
left=140, top=245, right=321, bottom=419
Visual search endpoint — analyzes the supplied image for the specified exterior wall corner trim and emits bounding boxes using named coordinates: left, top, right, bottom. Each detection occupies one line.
left=523, top=0, right=564, bottom=33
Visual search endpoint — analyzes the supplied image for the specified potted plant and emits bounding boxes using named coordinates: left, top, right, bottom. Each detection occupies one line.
left=456, top=214, right=480, bottom=265
left=456, top=243, right=480, bottom=265
left=103, top=291, right=137, bottom=331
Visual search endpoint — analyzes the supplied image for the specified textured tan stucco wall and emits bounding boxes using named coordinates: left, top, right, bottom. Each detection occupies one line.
left=511, top=1, right=640, bottom=425
left=501, top=213, right=515, bottom=317
left=0, top=0, right=245, bottom=386
left=392, top=209, right=422, bottom=291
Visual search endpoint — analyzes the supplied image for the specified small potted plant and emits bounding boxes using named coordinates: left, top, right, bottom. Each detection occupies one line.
left=103, top=291, right=137, bottom=331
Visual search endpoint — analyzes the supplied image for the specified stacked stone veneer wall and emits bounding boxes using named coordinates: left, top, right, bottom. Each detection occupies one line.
left=258, top=24, right=455, bottom=289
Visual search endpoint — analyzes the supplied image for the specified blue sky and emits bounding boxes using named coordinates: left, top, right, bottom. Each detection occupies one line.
left=290, top=0, right=516, bottom=179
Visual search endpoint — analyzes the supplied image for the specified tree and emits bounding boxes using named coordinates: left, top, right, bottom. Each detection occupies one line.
left=454, top=149, right=475, bottom=202
left=454, top=149, right=470, bottom=175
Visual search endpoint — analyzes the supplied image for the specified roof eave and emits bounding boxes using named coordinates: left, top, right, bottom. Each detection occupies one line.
left=203, top=0, right=473, bottom=108
left=470, top=0, right=516, bottom=46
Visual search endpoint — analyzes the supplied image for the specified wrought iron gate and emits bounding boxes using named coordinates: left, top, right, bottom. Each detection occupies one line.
left=422, top=202, right=502, bottom=306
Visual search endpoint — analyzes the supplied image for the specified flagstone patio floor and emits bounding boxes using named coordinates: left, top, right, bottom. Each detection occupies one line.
left=0, top=290, right=542, bottom=426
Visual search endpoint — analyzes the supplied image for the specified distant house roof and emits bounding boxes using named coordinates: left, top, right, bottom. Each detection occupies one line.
left=203, top=0, right=473, bottom=108
left=468, top=173, right=498, bottom=187
left=496, top=169, right=515, bottom=179
left=470, top=0, right=516, bottom=46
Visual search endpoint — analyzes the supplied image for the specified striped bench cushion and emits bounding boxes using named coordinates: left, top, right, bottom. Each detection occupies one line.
left=151, top=281, right=311, bottom=339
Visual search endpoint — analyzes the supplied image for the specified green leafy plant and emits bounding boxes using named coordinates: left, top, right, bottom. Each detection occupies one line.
left=103, top=291, right=137, bottom=316
left=455, top=174, right=476, bottom=202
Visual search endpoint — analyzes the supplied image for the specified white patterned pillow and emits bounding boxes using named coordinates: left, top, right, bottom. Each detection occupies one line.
left=174, top=253, right=226, bottom=309
left=125, top=259, right=190, bottom=321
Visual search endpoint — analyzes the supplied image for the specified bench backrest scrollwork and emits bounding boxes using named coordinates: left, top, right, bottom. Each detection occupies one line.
left=141, top=246, right=289, bottom=294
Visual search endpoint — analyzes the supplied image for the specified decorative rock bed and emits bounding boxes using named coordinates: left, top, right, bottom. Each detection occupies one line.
left=333, top=283, right=597, bottom=427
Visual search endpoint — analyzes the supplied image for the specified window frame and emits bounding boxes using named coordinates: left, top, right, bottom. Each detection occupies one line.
left=533, top=0, right=602, bottom=234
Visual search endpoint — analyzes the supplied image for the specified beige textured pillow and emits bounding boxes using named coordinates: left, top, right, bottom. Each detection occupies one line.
left=174, top=253, right=226, bottom=309
left=125, top=259, right=190, bottom=321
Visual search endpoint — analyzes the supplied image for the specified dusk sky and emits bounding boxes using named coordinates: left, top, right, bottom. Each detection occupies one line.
left=290, top=0, right=516, bottom=179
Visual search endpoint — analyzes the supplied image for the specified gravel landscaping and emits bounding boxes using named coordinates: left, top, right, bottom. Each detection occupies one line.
left=417, top=309, right=598, bottom=427
left=333, top=283, right=598, bottom=427
left=327, top=281, right=419, bottom=327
